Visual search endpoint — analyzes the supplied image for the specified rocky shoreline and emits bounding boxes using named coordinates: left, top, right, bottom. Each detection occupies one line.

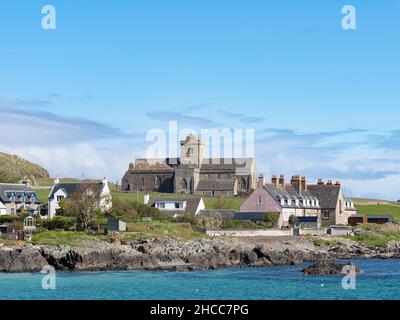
left=1, top=236, right=400, bottom=273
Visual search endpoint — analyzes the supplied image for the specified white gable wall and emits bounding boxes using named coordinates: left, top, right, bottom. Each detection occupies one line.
left=48, top=188, right=68, bottom=218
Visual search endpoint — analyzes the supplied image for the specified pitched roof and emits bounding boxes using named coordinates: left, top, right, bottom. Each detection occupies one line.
left=49, top=182, right=103, bottom=199
left=0, top=183, right=40, bottom=204
left=148, top=197, right=202, bottom=215
left=308, top=185, right=341, bottom=209
left=196, top=179, right=236, bottom=191
left=198, top=209, right=267, bottom=221
left=131, top=159, right=174, bottom=171
left=263, top=184, right=320, bottom=209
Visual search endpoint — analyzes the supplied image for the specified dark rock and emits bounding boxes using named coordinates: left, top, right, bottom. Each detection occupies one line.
left=302, top=261, right=364, bottom=275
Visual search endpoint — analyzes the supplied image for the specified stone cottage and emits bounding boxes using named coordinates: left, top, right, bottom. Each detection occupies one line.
left=122, top=133, right=256, bottom=196
left=308, top=179, right=357, bottom=226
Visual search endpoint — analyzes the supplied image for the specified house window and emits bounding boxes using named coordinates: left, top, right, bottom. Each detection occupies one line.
left=323, top=210, right=330, bottom=219
left=11, top=208, right=15, bottom=215
left=175, top=202, right=183, bottom=209
left=142, top=177, right=145, bottom=186
left=57, top=195, right=64, bottom=202
left=157, top=203, right=165, bottom=209
left=257, top=196, right=262, bottom=205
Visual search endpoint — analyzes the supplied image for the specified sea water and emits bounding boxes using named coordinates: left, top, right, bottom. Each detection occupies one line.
left=1, top=259, right=400, bottom=300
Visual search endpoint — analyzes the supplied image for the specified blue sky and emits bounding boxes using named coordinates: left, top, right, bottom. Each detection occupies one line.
left=0, top=0, right=399, bottom=199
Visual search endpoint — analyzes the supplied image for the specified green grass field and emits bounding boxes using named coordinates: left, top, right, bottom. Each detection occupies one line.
left=355, top=204, right=400, bottom=222
left=31, top=231, right=101, bottom=246
left=124, top=221, right=206, bottom=241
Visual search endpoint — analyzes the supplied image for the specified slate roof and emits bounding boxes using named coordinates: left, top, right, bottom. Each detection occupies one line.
left=148, top=197, right=202, bottom=216
left=263, top=184, right=320, bottom=209
left=49, top=182, right=103, bottom=200
left=308, top=185, right=341, bottom=209
left=196, top=179, right=236, bottom=191
left=132, top=159, right=174, bottom=171
left=200, top=158, right=254, bottom=171
left=0, top=183, right=40, bottom=204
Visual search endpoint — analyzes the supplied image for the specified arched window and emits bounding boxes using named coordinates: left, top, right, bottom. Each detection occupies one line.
left=181, top=179, right=188, bottom=191
left=155, top=176, right=161, bottom=188
left=241, top=178, right=247, bottom=190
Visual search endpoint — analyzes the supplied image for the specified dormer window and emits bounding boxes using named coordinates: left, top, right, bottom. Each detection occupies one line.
left=21, top=193, right=26, bottom=203
left=288, top=199, right=292, bottom=206
left=10, top=193, right=16, bottom=203
left=30, top=194, right=36, bottom=203
left=280, top=198, right=285, bottom=206
left=316, top=200, right=320, bottom=207
left=295, top=199, right=300, bottom=206
left=257, top=196, right=262, bottom=205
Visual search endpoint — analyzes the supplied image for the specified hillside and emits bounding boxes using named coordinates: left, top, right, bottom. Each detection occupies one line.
left=0, top=152, right=49, bottom=184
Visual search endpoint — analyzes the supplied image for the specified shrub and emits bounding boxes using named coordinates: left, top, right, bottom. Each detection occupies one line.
left=289, top=215, right=297, bottom=226
left=175, top=214, right=199, bottom=225
left=109, top=199, right=161, bottom=221
left=0, top=215, right=20, bottom=224
left=222, top=219, right=256, bottom=229
left=263, top=212, right=280, bottom=228
left=41, top=216, right=76, bottom=231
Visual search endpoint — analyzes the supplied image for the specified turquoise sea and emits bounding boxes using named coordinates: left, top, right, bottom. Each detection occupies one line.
left=1, top=259, right=400, bottom=300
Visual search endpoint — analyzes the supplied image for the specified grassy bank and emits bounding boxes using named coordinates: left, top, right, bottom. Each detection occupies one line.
left=31, top=231, right=101, bottom=246
left=349, top=223, right=400, bottom=247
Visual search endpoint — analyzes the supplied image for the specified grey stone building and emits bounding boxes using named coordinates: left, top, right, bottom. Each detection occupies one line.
left=122, top=133, right=256, bottom=196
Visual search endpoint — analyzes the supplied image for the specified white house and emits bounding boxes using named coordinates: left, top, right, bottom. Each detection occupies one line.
left=47, top=178, right=112, bottom=218
left=145, top=195, right=205, bottom=218
left=0, top=201, right=6, bottom=215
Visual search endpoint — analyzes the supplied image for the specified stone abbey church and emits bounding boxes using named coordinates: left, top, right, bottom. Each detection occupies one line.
left=122, top=133, right=256, bottom=196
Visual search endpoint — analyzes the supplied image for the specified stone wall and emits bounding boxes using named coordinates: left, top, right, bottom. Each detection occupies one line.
left=122, top=171, right=174, bottom=193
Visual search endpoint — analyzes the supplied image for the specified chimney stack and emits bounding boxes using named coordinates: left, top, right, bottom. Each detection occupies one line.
left=327, top=180, right=333, bottom=185
left=290, top=175, right=301, bottom=194
left=258, top=174, right=265, bottom=187
left=279, top=174, right=285, bottom=186
left=317, top=178, right=324, bottom=185
left=301, top=176, right=307, bottom=192
left=335, top=181, right=341, bottom=186
left=271, top=175, right=278, bottom=186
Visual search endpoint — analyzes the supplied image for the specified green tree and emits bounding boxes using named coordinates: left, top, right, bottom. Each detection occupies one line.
left=64, top=184, right=102, bottom=231
left=263, top=212, right=280, bottom=228
left=289, top=215, right=297, bottom=226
